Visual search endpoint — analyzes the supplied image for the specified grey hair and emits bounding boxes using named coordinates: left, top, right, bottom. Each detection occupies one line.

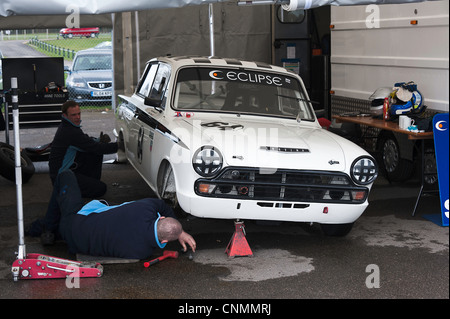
left=157, top=217, right=182, bottom=242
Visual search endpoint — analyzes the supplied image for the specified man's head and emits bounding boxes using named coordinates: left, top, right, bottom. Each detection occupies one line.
left=157, top=217, right=183, bottom=244
left=62, top=100, right=81, bottom=126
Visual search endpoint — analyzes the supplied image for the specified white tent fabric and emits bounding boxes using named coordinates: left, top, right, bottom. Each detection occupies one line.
left=0, top=0, right=436, bottom=17
left=281, top=0, right=436, bottom=10
left=0, top=0, right=226, bottom=17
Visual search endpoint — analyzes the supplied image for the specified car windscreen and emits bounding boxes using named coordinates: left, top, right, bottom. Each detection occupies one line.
left=173, top=67, right=315, bottom=121
left=72, top=54, right=112, bottom=71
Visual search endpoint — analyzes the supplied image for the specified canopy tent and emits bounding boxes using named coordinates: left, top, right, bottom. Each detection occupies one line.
left=0, top=0, right=436, bottom=17
left=0, top=0, right=437, bottom=29
left=0, top=0, right=440, bottom=99
left=0, top=0, right=228, bottom=17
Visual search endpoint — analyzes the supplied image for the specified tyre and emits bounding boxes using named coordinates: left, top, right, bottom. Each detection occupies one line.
left=378, top=132, right=414, bottom=182
left=115, top=132, right=128, bottom=163
left=157, top=161, right=186, bottom=217
left=157, top=161, right=177, bottom=204
left=321, top=223, right=354, bottom=237
left=0, top=142, right=35, bottom=183
left=423, top=144, right=438, bottom=185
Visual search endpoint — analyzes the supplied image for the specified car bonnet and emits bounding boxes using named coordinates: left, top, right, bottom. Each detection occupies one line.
left=175, top=115, right=347, bottom=172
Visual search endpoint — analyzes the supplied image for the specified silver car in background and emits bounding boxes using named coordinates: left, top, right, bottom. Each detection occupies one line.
left=65, top=48, right=112, bottom=105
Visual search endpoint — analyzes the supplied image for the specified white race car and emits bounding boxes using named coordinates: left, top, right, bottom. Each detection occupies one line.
left=115, top=56, right=378, bottom=236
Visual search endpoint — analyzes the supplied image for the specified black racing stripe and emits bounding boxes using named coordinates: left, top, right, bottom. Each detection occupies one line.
left=136, top=108, right=173, bottom=136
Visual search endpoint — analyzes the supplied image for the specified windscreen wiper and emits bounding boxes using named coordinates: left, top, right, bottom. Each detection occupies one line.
left=276, top=94, right=320, bottom=105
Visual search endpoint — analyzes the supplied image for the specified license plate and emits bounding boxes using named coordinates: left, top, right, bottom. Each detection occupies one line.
left=91, top=91, right=112, bottom=97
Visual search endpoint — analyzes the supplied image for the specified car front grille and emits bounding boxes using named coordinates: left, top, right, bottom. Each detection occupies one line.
left=88, top=82, right=112, bottom=89
left=194, top=167, right=368, bottom=204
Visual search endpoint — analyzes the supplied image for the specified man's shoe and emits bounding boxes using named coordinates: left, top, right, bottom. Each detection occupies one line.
left=40, top=231, right=55, bottom=246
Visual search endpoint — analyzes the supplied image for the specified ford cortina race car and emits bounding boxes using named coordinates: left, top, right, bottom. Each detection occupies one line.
left=115, top=56, right=378, bottom=236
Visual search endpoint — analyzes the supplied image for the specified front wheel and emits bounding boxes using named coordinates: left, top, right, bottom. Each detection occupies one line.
left=320, top=223, right=354, bottom=237
left=157, top=161, right=186, bottom=218
left=115, top=131, right=128, bottom=163
left=157, top=162, right=176, bottom=202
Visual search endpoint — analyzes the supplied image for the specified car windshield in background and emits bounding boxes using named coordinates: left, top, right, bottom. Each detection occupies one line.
left=73, top=54, right=111, bottom=71
left=173, top=67, right=315, bottom=121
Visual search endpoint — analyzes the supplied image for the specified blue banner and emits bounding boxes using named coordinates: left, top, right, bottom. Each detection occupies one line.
left=433, top=113, right=449, bottom=227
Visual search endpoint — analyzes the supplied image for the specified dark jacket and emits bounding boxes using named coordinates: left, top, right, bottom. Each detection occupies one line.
left=48, top=117, right=118, bottom=180
left=66, top=198, right=177, bottom=259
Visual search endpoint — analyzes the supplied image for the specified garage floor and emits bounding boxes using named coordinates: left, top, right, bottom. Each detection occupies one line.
left=0, top=111, right=448, bottom=303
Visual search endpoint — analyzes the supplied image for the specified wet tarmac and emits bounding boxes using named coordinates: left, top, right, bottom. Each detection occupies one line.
left=0, top=111, right=448, bottom=305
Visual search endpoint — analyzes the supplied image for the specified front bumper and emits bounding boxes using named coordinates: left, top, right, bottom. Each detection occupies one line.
left=180, top=193, right=368, bottom=224
left=179, top=167, right=371, bottom=223
left=68, top=87, right=112, bottom=105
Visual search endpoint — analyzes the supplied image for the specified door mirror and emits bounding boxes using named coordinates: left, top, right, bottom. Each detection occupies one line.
left=144, top=97, right=162, bottom=108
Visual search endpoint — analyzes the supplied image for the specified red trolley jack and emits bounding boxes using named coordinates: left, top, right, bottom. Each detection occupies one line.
left=12, top=254, right=103, bottom=281
left=8, top=78, right=102, bottom=281
left=225, top=220, right=253, bottom=258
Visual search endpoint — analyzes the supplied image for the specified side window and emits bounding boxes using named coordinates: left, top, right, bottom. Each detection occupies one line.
left=149, top=63, right=171, bottom=101
left=137, top=63, right=158, bottom=97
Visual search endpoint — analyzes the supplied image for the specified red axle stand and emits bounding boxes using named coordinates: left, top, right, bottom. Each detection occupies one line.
left=225, top=220, right=253, bottom=258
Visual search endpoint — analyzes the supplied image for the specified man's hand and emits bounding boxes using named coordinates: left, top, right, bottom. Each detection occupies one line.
left=99, top=132, right=111, bottom=143
left=178, top=231, right=196, bottom=253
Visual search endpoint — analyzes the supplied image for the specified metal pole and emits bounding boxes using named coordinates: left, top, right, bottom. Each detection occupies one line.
left=135, top=11, right=141, bottom=82
left=11, top=77, right=26, bottom=260
left=111, top=13, right=116, bottom=111
left=209, top=4, right=215, bottom=57
left=3, top=97, right=9, bottom=144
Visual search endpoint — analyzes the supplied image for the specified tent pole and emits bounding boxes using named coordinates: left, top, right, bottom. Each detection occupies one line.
left=11, top=77, right=26, bottom=260
left=209, top=3, right=215, bottom=57
left=135, top=11, right=141, bottom=81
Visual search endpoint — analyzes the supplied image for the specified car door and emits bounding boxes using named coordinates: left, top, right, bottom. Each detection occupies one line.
left=134, top=62, right=171, bottom=182
left=127, top=62, right=158, bottom=170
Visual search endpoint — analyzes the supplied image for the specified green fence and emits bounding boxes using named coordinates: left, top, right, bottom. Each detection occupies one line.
left=29, top=38, right=77, bottom=59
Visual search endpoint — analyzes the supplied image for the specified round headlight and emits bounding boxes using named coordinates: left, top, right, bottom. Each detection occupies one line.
left=192, top=146, right=223, bottom=177
left=351, top=156, right=378, bottom=185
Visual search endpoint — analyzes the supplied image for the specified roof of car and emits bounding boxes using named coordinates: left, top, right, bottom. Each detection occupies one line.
left=149, top=55, right=291, bottom=74
left=75, top=48, right=112, bottom=56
